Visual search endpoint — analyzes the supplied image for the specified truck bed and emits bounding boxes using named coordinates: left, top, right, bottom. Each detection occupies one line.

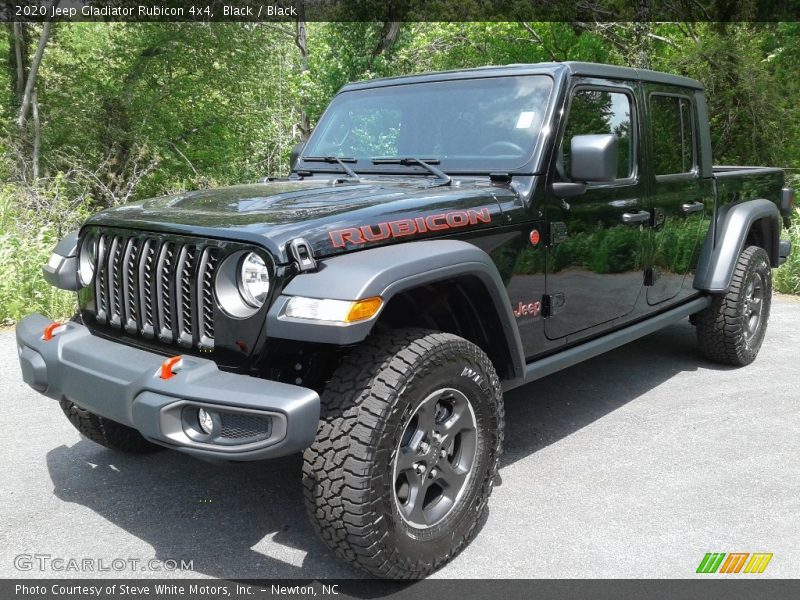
left=713, top=165, right=784, bottom=210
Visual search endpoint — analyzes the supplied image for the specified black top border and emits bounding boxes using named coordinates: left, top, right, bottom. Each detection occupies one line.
left=2, top=0, right=800, bottom=23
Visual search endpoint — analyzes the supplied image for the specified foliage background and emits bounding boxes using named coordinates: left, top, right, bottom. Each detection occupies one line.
left=1, top=21, right=799, bottom=322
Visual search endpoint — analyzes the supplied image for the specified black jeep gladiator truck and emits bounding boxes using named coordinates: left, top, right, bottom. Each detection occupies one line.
left=17, top=62, right=794, bottom=578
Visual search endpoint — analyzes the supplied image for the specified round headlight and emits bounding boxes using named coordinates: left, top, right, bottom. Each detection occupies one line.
left=78, top=234, right=97, bottom=287
left=238, top=252, right=270, bottom=308
left=215, top=250, right=272, bottom=319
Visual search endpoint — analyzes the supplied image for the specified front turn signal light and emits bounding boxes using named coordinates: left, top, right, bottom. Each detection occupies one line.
left=284, top=296, right=383, bottom=324
left=345, top=297, right=383, bottom=322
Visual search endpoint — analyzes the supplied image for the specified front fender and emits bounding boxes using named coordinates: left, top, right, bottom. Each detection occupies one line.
left=266, top=240, right=525, bottom=381
left=693, top=199, right=781, bottom=293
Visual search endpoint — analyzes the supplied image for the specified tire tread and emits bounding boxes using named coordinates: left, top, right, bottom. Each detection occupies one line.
left=696, top=245, right=772, bottom=366
left=59, top=400, right=163, bottom=454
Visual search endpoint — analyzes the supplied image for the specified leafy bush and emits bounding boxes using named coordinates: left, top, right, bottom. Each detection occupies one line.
left=0, top=182, right=88, bottom=323
left=775, top=208, right=800, bottom=295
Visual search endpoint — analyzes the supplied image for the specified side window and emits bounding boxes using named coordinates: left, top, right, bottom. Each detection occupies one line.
left=650, top=95, right=695, bottom=175
left=559, top=89, right=634, bottom=181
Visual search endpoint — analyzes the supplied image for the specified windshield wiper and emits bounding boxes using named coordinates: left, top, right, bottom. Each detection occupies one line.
left=371, top=157, right=452, bottom=186
left=302, top=156, right=359, bottom=179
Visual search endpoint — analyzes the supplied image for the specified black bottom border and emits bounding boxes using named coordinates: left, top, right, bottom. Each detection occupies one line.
left=4, top=579, right=800, bottom=600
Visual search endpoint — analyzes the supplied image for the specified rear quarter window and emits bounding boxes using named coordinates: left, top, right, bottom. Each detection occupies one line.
left=650, top=95, right=696, bottom=175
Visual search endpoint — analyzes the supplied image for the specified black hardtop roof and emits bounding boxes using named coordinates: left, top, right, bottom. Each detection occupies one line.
left=340, top=61, right=703, bottom=92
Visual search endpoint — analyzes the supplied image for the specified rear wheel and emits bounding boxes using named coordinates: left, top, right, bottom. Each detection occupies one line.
left=695, top=245, right=772, bottom=366
left=59, top=400, right=164, bottom=454
left=302, top=328, right=504, bottom=579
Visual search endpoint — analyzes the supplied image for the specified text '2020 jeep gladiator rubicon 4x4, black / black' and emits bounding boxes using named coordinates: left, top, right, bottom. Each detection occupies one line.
left=17, top=62, right=794, bottom=578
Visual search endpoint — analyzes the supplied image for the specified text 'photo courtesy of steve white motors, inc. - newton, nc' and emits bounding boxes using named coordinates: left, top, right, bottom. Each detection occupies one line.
left=14, top=583, right=341, bottom=597
left=12, top=3, right=298, bottom=18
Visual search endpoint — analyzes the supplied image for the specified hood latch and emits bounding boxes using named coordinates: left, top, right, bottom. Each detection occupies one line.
left=288, top=237, right=317, bottom=272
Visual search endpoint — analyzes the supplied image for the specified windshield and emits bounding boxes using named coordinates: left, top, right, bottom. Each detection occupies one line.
left=301, top=75, right=554, bottom=173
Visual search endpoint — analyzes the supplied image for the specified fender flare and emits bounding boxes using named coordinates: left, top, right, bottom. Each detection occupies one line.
left=42, top=230, right=80, bottom=291
left=266, top=240, right=526, bottom=383
left=693, top=199, right=781, bottom=293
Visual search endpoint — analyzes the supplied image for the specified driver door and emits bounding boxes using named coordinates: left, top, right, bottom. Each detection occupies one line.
left=544, top=81, right=648, bottom=340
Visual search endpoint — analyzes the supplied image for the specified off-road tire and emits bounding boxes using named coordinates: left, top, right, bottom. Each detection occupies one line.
left=59, top=400, right=164, bottom=454
left=302, top=328, right=504, bottom=579
left=695, top=245, right=772, bottom=366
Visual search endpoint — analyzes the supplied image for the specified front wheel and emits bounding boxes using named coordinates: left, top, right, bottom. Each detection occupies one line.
left=695, top=245, right=772, bottom=366
left=302, top=329, right=504, bottom=579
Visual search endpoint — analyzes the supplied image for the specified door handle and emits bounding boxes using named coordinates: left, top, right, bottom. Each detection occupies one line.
left=681, top=201, right=705, bottom=214
left=622, top=210, right=650, bottom=225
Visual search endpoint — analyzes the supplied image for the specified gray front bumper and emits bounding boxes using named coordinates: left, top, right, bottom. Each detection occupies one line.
left=16, top=314, right=320, bottom=461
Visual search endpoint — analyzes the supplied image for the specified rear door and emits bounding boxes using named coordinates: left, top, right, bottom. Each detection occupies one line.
left=544, top=79, right=647, bottom=340
left=644, top=87, right=709, bottom=305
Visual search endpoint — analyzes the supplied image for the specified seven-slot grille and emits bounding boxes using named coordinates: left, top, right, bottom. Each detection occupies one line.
left=91, top=232, right=219, bottom=349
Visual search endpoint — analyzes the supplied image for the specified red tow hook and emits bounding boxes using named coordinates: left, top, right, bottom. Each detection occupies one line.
left=160, top=355, right=184, bottom=380
left=42, top=321, right=64, bottom=341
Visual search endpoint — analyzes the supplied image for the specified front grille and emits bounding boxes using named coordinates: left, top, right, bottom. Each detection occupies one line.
left=92, top=232, right=219, bottom=349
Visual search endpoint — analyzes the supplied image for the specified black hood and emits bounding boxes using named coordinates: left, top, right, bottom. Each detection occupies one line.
left=85, top=178, right=513, bottom=263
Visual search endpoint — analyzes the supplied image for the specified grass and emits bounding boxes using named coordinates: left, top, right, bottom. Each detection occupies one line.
left=774, top=208, right=800, bottom=295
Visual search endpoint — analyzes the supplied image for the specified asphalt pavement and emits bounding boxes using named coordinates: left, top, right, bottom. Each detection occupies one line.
left=1, top=295, right=798, bottom=579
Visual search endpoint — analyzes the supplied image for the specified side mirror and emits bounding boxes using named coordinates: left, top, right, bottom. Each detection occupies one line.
left=570, top=134, right=618, bottom=182
left=289, top=142, right=305, bottom=169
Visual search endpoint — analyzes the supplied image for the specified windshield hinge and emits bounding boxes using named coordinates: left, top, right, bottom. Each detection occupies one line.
left=288, top=238, right=317, bottom=272
left=489, top=172, right=512, bottom=184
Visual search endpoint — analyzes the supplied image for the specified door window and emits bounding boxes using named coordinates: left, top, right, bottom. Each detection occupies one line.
left=558, top=89, right=635, bottom=181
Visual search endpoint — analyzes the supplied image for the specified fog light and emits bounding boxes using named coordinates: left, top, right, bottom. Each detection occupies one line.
left=198, top=408, right=215, bottom=435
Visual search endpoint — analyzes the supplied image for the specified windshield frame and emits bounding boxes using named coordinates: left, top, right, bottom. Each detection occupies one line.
left=296, top=73, right=557, bottom=177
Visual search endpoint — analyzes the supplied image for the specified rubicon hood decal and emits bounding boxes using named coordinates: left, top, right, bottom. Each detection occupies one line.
left=329, top=208, right=492, bottom=248
left=85, top=179, right=512, bottom=262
